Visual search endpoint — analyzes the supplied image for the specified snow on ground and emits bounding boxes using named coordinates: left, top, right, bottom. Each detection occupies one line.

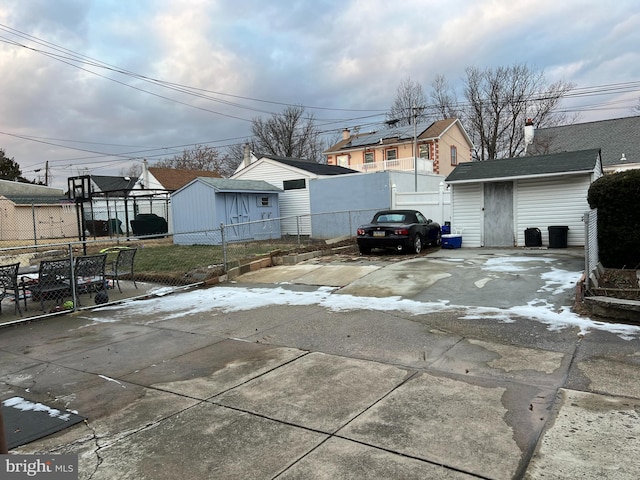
left=86, top=255, right=640, bottom=339
left=92, top=273, right=640, bottom=340
left=2, top=397, right=74, bottom=421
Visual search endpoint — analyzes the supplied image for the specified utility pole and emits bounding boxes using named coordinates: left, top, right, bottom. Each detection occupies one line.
left=45, top=161, right=49, bottom=186
left=413, top=104, right=418, bottom=192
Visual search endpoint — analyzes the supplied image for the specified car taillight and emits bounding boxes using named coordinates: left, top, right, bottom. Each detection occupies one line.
left=394, top=228, right=409, bottom=235
left=357, top=228, right=366, bottom=235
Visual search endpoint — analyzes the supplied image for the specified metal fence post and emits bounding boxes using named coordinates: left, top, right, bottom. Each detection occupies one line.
left=69, top=243, right=78, bottom=310
left=296, top=216, right=301, bottom=246
left=31, top=204, right=38, bottom=246
left=220, top=223, right=227, bottom=271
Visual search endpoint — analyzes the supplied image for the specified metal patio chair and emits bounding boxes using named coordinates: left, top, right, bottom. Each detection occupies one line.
left=0, top=262, right=22, bottom=316
left=74, top=253, right=107, bottom=305
left=105, top=247, right=138, bottom=293
left=28, top=258, right=72, bottom=311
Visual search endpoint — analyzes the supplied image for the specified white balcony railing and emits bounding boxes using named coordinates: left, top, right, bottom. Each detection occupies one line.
left=348, top=157, right=433, bottom=174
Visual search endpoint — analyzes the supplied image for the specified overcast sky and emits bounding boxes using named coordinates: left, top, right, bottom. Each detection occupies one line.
left=1, top=0, right=639, bottom=190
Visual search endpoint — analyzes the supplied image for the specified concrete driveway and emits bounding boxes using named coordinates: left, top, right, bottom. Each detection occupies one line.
left=2, top=247, right=640, bottom=479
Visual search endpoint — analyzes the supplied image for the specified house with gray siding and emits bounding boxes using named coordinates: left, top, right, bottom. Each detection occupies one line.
left=171, top=177, right=281, bottom=245
left=445, top=149, right=603, bottom=248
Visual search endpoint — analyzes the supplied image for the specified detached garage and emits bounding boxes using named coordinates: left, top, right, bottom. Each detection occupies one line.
left=445, top=149, right=603, bottom=247
left=171, top=177, right=281, bottom=245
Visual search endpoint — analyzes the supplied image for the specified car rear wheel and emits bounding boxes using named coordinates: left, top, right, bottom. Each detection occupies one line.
left=412, top=234, right=422, bottom=254
left=432, top=231, right=442, bottom=247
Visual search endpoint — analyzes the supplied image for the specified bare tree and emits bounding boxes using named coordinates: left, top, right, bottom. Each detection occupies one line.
left=120, top=162, right=142, bottom=179
left=251, top=105, right=325, bottom=162
left=430, top=74, right=461, bottom=120
left=225, top=140, right=258, bottom=173
left=155, top=144, right=237, bottom=177
left=461, top=64, right=575, bottom=160
left=387, top=77, right=430, bottom=126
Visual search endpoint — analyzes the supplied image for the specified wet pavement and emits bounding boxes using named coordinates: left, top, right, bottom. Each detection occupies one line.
left=1, top=247, right=639, bottom=479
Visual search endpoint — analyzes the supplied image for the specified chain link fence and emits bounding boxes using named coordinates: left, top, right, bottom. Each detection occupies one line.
left=0, top=207, right=376, bottom=323
left=583, top=208, right=599, bottom=289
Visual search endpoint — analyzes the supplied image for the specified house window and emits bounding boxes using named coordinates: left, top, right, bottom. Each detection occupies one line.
left=364, top=152, right=374, bottom=164
left=258, top=196, right=271, bottom=207
left=386, top=149, right=397, bottom=161
left=283, top=179, right=306, bottom=190
left=336, top=154, right=349, bottom=167
left=419, top=144, right=430, bottom=159
left=451, top=146, right=458, bottom=166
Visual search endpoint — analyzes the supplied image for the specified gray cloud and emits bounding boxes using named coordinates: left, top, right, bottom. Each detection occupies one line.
left=0, top=0, right=638, bottom=188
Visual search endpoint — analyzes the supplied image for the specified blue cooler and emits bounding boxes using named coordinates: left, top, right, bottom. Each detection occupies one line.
left=442, top=234, right=462, bottom=249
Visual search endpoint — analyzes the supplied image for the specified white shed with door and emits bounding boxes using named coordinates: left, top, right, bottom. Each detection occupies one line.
left=232, top=155, right=357, bottom=236
left=445, top=149, right=603, bottom=248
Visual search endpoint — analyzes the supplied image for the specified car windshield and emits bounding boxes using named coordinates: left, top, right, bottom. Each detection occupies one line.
left=375, top=213, right=406, bottom=223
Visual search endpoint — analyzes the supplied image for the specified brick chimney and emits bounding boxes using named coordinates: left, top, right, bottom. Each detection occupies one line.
left=342, top=128, right=350, bottom=140
left=524, top=118, right=535, bottom=154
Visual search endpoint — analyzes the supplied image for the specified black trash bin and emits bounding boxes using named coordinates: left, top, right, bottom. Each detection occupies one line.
left=130, top=214, right=168, bottom=237
left=524, top=228, right=542, bottom=247
left=548, top=226, right=569, bottom=248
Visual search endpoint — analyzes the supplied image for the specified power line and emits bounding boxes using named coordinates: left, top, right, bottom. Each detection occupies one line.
left=0, top=23, right=387, bottom=117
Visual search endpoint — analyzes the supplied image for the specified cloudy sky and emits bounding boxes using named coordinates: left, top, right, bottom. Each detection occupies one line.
left=1, top=0, right=639, bottom=190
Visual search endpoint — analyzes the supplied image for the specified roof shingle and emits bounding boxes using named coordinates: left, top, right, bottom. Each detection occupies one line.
left=148, top=167, right=221, bottom=191
left=528, top=116, right=640, bottom=167
left=445, top=149, right=601, bottom=183
left=259, top=155, right=358, bottom=175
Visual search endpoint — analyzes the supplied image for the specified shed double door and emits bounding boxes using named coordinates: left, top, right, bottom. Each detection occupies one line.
left=225, top=193, right=251, bottom=241
left=483, top=182, right=514, bottom=247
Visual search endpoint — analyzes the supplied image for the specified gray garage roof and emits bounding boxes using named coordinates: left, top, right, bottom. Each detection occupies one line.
left=445, top=149, right=602, bottom=184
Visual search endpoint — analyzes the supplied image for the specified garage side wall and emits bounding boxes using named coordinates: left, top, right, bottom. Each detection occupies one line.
left=309, top=173, right=391, bottom=238
left=515, top=176, right=590, bottom=247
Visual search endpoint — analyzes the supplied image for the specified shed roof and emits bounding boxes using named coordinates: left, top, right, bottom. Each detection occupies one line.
left=0, top=179, right=64, bottom=197
left=1, top=194, right=68, bottom=205
left=445, top=149, right=601, bottom=184
left=527, top=115, right=640, bottom=167
left=182, top=177, right=282, bottom=194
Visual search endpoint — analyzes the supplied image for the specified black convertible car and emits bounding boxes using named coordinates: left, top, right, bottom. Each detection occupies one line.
left=356, top=209, right=441, bottom=254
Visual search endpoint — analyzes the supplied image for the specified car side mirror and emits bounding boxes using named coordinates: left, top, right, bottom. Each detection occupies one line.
left=427, top=219, right=433, bottom=223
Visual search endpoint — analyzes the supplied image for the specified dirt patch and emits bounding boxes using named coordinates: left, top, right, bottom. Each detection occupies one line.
left=597, top=269, right=638, bottom=289
left=590, top=269, right=640, bottom=301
